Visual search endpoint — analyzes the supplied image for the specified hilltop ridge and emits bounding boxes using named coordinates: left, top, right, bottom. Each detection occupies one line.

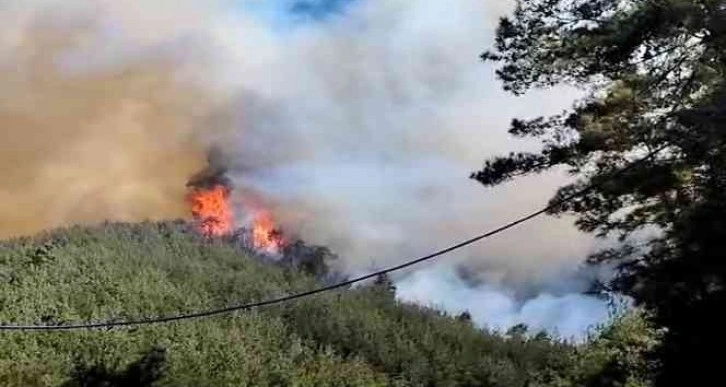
left=0, top=222, right=653, bottom=386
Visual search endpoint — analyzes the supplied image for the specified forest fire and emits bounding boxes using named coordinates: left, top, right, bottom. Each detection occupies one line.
left=252, top=210, right=285, bottom=254
left=186, top=184, right=233, bottom=237
left=185, top=170, right=285, bottom=254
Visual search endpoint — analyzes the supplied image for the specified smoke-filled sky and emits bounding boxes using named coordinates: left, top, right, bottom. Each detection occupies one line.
left=0, top=0, right=611, bottom=339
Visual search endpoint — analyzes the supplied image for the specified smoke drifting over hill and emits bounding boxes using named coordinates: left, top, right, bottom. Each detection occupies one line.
left=206, top=0, right=596, bottom=286
left=0, top=0, right=608, bottom=337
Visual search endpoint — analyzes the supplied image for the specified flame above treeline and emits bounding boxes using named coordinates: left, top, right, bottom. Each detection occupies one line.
left=186, top=184, right=233, bottom=237
left=185, top=172, right=285, bottom=254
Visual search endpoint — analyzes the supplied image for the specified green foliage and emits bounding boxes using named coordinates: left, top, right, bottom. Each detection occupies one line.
left=0, top=222, right=384, bottom=386
left=476, top=0, right=726, bottom=382
left=553, top=312, right=658, bottom=387
left=0, top=223, right=656, bottom=386
left=62, top=346, right=167, bottom=387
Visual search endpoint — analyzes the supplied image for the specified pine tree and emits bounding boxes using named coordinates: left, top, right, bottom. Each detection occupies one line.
left=474, top=0, right=726, bottom=383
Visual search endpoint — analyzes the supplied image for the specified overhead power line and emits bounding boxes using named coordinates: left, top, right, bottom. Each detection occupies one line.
left=0, top=147, right=667, bottom=331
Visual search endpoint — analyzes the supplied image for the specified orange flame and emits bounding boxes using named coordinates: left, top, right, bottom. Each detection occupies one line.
left=186, top=185, right=233, bottom=237
left=252, top=210, right=284, bottom=253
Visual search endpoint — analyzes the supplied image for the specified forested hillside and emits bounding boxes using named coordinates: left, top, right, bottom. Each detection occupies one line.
left=0, top=222, right=654, bottom=386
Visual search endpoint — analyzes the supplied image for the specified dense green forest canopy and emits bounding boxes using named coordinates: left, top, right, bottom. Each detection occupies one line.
left=474, top=0, right=726, bottom=383
left=0, top=222, right=654, bottom=386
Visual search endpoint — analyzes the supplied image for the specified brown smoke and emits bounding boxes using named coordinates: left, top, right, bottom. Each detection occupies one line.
left=0, top=13, right=209, bottom=238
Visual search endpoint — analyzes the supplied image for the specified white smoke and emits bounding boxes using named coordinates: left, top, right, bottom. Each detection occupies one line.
left=208, top=0, right=593, bottom=277
left=205, top=0, right=612, bottom=336
left=395, top=264, right=611, bottom=342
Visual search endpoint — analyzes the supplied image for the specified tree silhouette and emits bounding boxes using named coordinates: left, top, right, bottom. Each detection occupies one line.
left=475, top=0, right=726, bottom=383
left=63, top=346, right=167, bottom=387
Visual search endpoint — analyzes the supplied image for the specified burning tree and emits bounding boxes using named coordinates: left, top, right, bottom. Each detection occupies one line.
left=185, top=156, right=339, bottom=280
left=186, top=184, right=233, bottom=237
left=185, top=164, right=286, bottom=255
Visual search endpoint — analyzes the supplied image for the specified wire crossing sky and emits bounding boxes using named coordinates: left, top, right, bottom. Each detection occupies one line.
left=0, top=146, right=665, bottom=331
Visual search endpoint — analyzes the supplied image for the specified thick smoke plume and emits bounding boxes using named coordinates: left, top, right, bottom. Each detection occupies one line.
left=1, top=0, right=610, bottom=336
left=208, top=0, right=595, bottom=287
left=0, top=2, right=216, bottom=238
